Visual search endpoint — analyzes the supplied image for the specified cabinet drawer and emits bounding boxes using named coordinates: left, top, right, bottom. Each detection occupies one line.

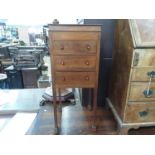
left=128, top=82, right=155, bottom=101
left=51, top=32, right=100, bottom=41
left=55, top=72, right=96, bottom=88
left=53, top=56, right=96, bottom=71
left=125, top=103, right=155, bottom=123
left=52, top=40, right=97, bottom=55
left=131, top=68, right=155, bottom=82
left=132, top=49, right=155, bottom=67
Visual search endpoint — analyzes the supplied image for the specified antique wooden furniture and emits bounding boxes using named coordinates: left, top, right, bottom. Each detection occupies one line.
left=48, top=24, right=101, bottom=133
left=106, top=19, right=155, bottom=134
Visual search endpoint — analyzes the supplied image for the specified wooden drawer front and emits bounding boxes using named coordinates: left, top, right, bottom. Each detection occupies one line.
left=132, top=49, right=155, bottom=67
left=124, top=103, right=155, bottom=123
left=51, top=32, right=100, bottom=41
left=55, top=72, right=96, bottom=88
left=53, top=56, right=96, bottom=71
left=128, top=83, right=155, bottom=101
left=52, top=40, right=97, bottom=55
left=131, top=68, right=155, bottom=82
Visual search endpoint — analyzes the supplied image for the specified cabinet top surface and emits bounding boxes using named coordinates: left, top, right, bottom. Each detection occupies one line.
left=130, top=19, right=155, bottom=48
left=48, top=24, right=102, bottom=31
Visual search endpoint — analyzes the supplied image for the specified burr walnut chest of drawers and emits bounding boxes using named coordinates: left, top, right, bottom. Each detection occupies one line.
left=107, top=19, right=155, bottom=134
left=48, top=24, right=101, bottom=133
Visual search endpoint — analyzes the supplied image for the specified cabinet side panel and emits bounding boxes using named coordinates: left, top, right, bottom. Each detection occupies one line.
left=108, top=19, right=134, bottom=120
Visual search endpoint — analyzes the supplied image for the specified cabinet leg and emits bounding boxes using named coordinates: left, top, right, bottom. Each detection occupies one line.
left=54, top=127, right=60, bottom=135
left=118, top=127, right=129, bottom=135
left=88, top=88, right=93, bottom=111
left=92, top=87, right=97, bottom=131
left=58, top=88, right=62, bottom=112
left=52, top=84, right=59, bottom=132
left=57, top=88, right=62, bottom=129
left=105, top=100, right=109, bottom=110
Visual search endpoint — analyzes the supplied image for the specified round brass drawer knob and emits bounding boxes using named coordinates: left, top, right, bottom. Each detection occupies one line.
left=62, top=77, right=66, bottom=81
left=85, top=61, right=89, bottom=65
left=60, top=45, right=64, bottom=50
left=60, top=61, right=65, bottom=65
left=85, top=76, right=89, bottom=80
left=87, top=45, right=91, bottom=50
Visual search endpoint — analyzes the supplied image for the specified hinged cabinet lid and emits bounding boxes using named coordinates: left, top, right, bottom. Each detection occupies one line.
left=129, top=19, right=155, bottom=48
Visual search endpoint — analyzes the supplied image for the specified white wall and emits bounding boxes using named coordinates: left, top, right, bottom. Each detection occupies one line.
left=17, top=26, right=30, bottom=45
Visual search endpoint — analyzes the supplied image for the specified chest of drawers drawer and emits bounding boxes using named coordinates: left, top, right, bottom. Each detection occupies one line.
left=52, top=40, right=97, bottom=55
left=54, top=71, right=96, bottom=88
left=50, top=31, right=100, bottom=41
left=131, top=68, right=155, bottom=82
left=53, top=56, right=96, bottom=71
left=128, top=82, right=155, bottom=102
left=133, top=49, right=155, bottom=67
left=125, top=103, right=155, bottom=123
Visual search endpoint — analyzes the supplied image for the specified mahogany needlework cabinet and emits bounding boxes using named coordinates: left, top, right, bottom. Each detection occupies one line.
left=48, top=24, right=101, bottom=133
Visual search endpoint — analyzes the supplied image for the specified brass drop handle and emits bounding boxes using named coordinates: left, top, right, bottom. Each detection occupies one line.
left=143, top=89, right=153, bottom=98
left=147, top=71, right=155, bottom=78
left=85, top=76, right=89, bottom=81
left=133, top=52, right=139, bottom=66
left=60, top=60, right=65, bottom=65
left=85, top=61, right=89, bottom=65
left=139, top=110, right=148, bottom=117
left=144, top=71, right=155, bottom=98
left=60, top=45, right=64, bottom=50
left=139, top=107, right=155, bottom=117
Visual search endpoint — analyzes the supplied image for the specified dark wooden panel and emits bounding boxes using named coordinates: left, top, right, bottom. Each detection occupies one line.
left=108, top=19, right=134, bottom=119
left=82, top=19, right=116, bottom=106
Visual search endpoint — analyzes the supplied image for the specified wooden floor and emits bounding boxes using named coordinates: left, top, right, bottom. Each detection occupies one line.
left=1, top=88, right=155, bottom=135
left=27, top=101, right=155, bottom=135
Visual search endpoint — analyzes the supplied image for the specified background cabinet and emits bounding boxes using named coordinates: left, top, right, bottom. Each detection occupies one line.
left=81, top=19, right=116, bottom=106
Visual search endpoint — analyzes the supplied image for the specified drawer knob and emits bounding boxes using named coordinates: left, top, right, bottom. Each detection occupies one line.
left=86, top=45, right=91, bottom=50
left=62, top=77, right=66, bottom=81
left=60, top=61, right=65, bottom=65
left=85, top=76, right=89, bottom=81
left=60, top=45, right=64, bottom=50
left=85, top=61, right=89, bottom=65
